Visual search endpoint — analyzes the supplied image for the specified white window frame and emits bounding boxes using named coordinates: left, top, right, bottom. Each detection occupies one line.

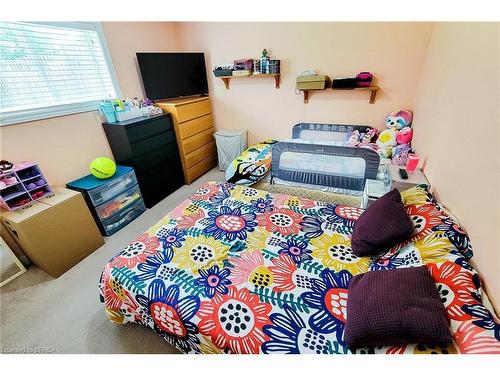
left=0, top=22, right=121, bottom=126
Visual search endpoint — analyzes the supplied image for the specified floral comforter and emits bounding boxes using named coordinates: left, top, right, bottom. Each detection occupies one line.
left=99, top=181, right=500, bottom=354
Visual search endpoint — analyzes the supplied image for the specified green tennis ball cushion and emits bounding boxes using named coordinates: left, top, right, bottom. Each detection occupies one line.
left=90, top=157, right=116, bottom=179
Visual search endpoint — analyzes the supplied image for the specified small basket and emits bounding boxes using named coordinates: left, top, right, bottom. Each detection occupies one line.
left=213, top=67, right=233, bottom=77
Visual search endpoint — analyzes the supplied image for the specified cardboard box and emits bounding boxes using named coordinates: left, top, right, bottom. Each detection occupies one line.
left=296, top=74, right=330, bottom=90
left=1, top=221, right=30, bottom=266
left=0, top=187, right=104, bottom=277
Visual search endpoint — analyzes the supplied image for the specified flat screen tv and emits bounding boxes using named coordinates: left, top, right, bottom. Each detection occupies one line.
left=136, top=52, right=209, bottom=100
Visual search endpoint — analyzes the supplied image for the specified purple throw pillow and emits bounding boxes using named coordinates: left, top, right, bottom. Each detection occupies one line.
left=345, top=266, right=453, bottom=349
left=351, top=188, right=414, bottom=257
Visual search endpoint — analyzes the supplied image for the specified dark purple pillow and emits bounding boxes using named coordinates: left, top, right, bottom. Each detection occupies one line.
left=351, top=188, right=414, bottom=256
left=345, top=266, right=452, bottom=349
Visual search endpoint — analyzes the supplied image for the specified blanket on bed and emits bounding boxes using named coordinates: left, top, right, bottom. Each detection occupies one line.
left=99, top=182, right=500, bottom=354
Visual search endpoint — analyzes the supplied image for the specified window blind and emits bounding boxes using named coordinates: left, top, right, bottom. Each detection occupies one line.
left=0, top=22, right=120, bottom=125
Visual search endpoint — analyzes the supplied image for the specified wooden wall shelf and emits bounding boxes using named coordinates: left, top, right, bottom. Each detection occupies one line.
left=300, top=85, right=379, bottom=104
left=219, top=73, right=280, bottom=90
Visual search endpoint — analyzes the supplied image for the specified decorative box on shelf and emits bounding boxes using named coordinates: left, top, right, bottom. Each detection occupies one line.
left=296, top=74, right=331, bottom=90
left=66, top=166, right=146, bottom=236
left=0, top=162, right=52, bottom=211
left=232, top=70, right=252, bottom=76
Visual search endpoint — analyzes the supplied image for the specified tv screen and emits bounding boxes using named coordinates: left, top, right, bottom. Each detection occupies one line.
left=136, top=52, right=209, bottom=100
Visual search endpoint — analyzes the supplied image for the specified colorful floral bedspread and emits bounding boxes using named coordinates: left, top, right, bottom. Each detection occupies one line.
left=99, top=182, right=500, bottom=354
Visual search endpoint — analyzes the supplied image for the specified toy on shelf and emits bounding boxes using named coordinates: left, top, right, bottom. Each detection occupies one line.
left=0, top=162, right=52, bottom=211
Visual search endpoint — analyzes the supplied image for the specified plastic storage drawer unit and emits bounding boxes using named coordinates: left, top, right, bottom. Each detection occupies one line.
left=87, top=168, right=138, bottom=206
left=95, top=183, right=142, bottom=221
left=102, top=198, right=146, bottom=236
left=66, top=166, right=145, bottom=236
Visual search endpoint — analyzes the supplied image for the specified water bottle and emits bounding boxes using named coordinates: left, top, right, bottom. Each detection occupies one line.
left=260, top=49, right=270, bottom=74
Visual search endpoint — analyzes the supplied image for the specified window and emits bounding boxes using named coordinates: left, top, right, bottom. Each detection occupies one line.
left=0, top=22, right=120, bottom=126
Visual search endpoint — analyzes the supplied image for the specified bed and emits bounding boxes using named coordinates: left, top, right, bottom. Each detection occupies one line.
left=99, top=181, right=500, bottom=354
left=253, top=123, right=384, bottom=207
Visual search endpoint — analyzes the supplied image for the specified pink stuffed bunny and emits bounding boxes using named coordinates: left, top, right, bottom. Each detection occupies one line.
left=396, top=127, right=413, bottom=145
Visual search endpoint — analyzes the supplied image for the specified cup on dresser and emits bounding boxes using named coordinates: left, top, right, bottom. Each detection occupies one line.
left=406, top=154, right=420, bottom=174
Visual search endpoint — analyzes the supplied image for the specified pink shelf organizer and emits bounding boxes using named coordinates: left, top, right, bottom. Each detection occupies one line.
left=0, top=162, right=52, bottom=211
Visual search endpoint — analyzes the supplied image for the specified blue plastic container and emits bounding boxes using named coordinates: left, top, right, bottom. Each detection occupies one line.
left=98, top=101, right=116, bottom=123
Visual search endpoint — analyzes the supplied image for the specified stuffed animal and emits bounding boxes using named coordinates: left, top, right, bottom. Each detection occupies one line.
left=385, top=110, right=413, bottom=130
left=376, top=128, right=397, bottom=158
left=396, top=126, right=413, bottom=145
left=347, top=130, right=361, bottom=147
left=392, top=144, right=412, bottom=166
left=360, top=128, right=379, bottom=146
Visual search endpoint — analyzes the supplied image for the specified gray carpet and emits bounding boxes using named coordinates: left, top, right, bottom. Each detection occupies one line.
left=0, top=168, right=225, bottom=354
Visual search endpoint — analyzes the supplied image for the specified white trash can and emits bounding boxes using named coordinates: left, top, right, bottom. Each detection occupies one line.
left=214, top=129, right=248, bottom=171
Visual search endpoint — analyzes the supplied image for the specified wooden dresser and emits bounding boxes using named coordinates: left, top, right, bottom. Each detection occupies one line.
left=156, top=97, right=217, bottom=184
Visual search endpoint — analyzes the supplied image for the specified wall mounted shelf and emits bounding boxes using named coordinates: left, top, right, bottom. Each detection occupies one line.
left=219, top=73, right=280, bottom=90
left=300, top=85, right=379, bottom=104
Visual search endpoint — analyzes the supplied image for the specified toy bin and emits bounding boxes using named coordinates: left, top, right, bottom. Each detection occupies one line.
left=66, top=166, right=145, bottom=236
left=214, top=129, right=248, bottom=171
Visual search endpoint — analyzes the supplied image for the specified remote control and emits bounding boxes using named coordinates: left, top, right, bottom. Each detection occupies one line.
left=399, top=168, right=409, bottom=180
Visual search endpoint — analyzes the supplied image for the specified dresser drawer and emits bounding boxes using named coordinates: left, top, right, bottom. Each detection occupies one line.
left=178, top=114, right=213, bottom=140
left=126, top=115, right=173, bottom=143
left=129, top=131, right=176, bottom=157
left=176, top=99, right=211, bottom=123
left=182, top=128, right=214, bottom=155
left=95, top=184, right=142, bottom=221
left=187, top=154, right=217, bottom=182
left=185, top=140, right=216, bottom=169
left=102, top=198, right=146, bottom=236
left=132, top=144, right=180, bottom=172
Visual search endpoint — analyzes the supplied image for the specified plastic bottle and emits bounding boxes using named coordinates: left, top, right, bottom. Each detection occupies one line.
left=260, top=49, right=270, bottom=74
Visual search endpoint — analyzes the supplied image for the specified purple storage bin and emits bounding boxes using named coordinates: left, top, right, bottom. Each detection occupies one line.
left=0, top=162, right=52, bottom=210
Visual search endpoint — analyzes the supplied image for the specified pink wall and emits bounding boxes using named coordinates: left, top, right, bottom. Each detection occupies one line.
left=412, top=23, right=500, bottom=308
left=0, top=22, right=181, bottom=186
left=177, top=22, right=433, bottom=143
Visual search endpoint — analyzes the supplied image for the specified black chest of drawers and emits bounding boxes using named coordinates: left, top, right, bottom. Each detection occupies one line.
left=102, top=114, right=184, bottom=208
